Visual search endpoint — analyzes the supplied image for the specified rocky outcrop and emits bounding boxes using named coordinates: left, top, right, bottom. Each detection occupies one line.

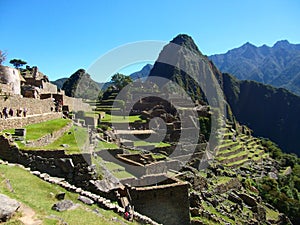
left=52, top=200, right=75, bottom=212
left=0, top=194, right=20, bottom=222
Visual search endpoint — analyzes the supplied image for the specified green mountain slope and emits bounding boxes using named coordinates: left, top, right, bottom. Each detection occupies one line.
left=222, top=73, right=300, bottom=155
left=62, top=69, right=100, bottom=100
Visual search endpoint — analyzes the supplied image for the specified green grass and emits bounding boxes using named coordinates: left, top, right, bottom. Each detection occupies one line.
left=134, top=141, right=171, bottom=148
left=16, top=126, right=88, bottom=154
left=44, top=126, right=88, bottom=154
left=101, top=114, right=144, bottom=123
left=102, top=161, right=134, bottom=179
left=215, top=176, right=232, bottom=185
left=265, top=206, right=279, bottom=221
left=217, top=144, right=242, bottom=155
left=226, top=158, right=249, bottom=167
left=97, top=141, right=119, bottom=149
left=199, top=201, right=235, bottom=224
left=0, top=163, right=138, bottom=225
left=217, top=148, right=247, bottom=161
left=24, top=119, right=71, bottom=141
left=95, top=107, right=121, bottom=111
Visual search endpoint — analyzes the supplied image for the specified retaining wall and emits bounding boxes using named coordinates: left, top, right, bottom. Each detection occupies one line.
left=128, top=178, right=190, bottom=225
left=26, top=120, right=72, bottom=147
left=0, top=95, right=55, bottom=115
left=0, top=112, right=62, bottom=131
left=0, top=134, right=95, bottom=188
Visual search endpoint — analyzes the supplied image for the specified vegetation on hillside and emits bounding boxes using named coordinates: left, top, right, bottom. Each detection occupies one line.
left=62, top=69, right=100, bottom=100
left=222, top=72, right=300, bottom=155
left=255, top=139, right=300, bottom=223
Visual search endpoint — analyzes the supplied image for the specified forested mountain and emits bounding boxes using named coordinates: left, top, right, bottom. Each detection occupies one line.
left=222, top=73, right=300, bottom=155
left=62, top=69, right=100, bottom=100
left=209, top=40, right=300, bottom=96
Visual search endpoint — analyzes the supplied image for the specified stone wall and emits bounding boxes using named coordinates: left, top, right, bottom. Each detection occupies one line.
left=0, top=134, right=94, bottom=188
left=0, top=95, right=55, bottom=115
left=0, top=83, right=14, bottom=95
left=41, top=81, right=57, bottom=93
left=63, top=95, right=92, bottom=112
left=26, top=121, right=72, bottom=147
left=128, top=177, right=190, bottom=225
left=0, top=112, right=62, bottom=131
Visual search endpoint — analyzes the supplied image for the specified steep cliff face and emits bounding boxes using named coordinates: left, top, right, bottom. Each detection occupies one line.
left=223, top=73, right=300, bottom=155
left=148, top=34, right=224, bottom=104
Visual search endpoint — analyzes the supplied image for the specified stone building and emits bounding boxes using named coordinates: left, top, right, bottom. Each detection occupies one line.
left=121, top=175, right=190, bottom=225
left=0, top=66, right=24, bottom=95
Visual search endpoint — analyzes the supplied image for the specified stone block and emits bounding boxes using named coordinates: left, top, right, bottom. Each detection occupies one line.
left=0, top=194, right=20, bottom=222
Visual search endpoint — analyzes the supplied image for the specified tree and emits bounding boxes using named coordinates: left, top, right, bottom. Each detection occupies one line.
left=0, top=50, right=7, bottom=65
left=111, top=73, right=132, bottom=90
left=9, top=59, right=27, bottom=69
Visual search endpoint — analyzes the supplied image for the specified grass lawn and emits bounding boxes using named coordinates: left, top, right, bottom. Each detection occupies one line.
left=97, top=141, right=119, bottom=149
left=44, top=126, right=88, bottom=154
left=0, top=163, right=138, bottom=225
left=24, top=118, right=71, bottom=141
left=102, top=161, right=134, bottom=179
left=101, top=114, right=144, bottom=123
left=16, top=126, right=88, bottom=154
left=134, top=141, right=171, bottom=148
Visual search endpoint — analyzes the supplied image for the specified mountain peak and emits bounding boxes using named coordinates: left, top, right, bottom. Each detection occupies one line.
left=170, top=34, right=202, bottom=54
left=273, top=40, right=290, bottom=48
left=241, top=42, right=256, bottom=49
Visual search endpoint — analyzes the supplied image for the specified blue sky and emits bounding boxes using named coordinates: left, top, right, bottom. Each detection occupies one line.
left=0, top=0, right=299, bottom=82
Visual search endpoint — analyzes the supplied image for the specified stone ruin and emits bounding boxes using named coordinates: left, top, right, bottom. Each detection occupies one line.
left=119, top=174, right=190, bottom=225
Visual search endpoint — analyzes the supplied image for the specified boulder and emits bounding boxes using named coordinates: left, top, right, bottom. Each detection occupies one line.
left=228, top=192, right=243, bottom=205
left=252, top=204, right=266, bottom=223
left=55, top=192, right=65, bottom=200
left=190, top=207, right=201, bottom=217
left=0, top=194, right=20, bottom=222
left=190, top=218, right=205, bottom=225
left=277, top=213, right=292, bottom=225
left=52, top=200, right=74, bottom=212
left=268, top=172, right=278, bottom=180
left=61, top=144, right=70, bottom=148
left=55, top=158, right=74, bottom=173
left=238, top=193, right=257, bottom=207
left=78, top=195, right=94, bottom=205
left=189, top=191, right=202, bottom=208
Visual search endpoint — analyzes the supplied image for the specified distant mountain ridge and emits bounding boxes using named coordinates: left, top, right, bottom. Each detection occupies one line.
left=51, top=64, right=153, bottom=95
left=129, top=64, right=153, bottom=81
left=209, top=40, right=300, bottom=95
left=51, top=78, right=67, bottom=89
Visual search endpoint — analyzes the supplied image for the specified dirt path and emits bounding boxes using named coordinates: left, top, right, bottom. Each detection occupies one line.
left=19, top=204, right=42, bottom=225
